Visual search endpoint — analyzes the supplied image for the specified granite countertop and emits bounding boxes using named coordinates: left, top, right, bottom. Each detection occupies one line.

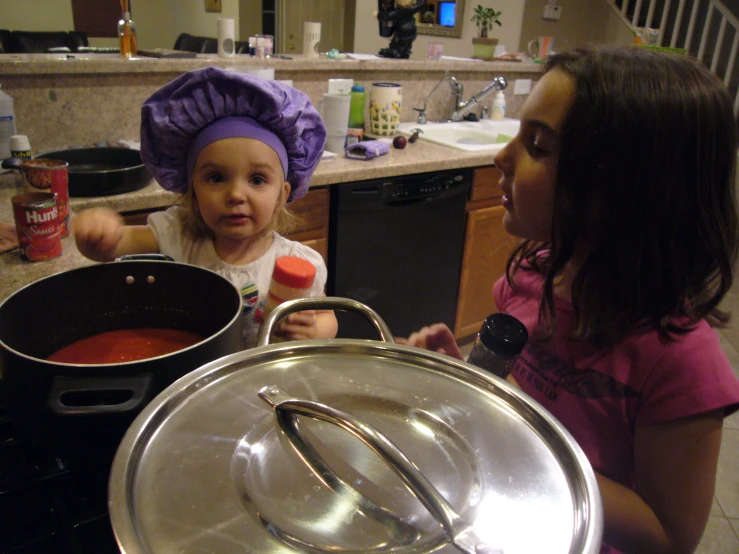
left=0, top=53, right=541, bottom=76
left=0, top=139, right=497, bottom=303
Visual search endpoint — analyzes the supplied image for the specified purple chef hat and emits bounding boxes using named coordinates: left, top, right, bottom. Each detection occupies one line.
left=140, top=67, right=326, bottom=202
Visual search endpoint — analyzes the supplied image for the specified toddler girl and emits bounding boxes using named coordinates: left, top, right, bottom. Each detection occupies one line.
left=74, top=67, right=337, bottom=346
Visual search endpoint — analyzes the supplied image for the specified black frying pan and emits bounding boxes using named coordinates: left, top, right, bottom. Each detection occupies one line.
left=2, top=147, right=151, bottom=197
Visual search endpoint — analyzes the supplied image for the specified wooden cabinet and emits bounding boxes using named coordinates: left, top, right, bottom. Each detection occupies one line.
left=285, top=188, right=329, bottom=263
left=454, top=166, right=518, bottom=339
left=121, top=187, right=330, bottom=264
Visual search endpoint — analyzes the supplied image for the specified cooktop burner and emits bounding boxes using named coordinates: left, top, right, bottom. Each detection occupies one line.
left=0, top=408, right=119, bottom=553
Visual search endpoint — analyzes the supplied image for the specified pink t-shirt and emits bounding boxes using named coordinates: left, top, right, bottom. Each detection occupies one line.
left=494, top=270, right=739, bottom=554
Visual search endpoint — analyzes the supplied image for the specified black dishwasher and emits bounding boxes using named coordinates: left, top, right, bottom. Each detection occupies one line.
left=328, top=168, right=471, bottom=339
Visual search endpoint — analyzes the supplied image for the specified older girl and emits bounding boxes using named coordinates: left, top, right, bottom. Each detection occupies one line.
left=403, top=46, right=739, bottom=553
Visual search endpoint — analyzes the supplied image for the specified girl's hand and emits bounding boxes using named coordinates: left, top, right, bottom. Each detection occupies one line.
left=396, top=323, right=463, bottom=360
left=72, top=208, right=125, bottom=262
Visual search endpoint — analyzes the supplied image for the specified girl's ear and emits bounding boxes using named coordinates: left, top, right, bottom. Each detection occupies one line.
left=282, top=181, right=291, bottom=204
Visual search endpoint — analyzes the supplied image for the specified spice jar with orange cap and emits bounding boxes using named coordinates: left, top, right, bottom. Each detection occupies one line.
left=262, top=256, right=317, bottom=340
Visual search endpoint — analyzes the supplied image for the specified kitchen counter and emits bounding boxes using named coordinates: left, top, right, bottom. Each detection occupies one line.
left=0, top=138, right=498, bottom=303
left=0, top=53, right=540, bottom=76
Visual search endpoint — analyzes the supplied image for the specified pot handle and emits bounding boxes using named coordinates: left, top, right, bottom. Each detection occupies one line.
left=47, top=374, right=154, bottom=415
left=256, top=296, right=394, bottom=347
left=259, top=385, right=499, bottom=554
left=115, top=254, right=174, bottom=262
left=1, top=157, right=23, bottom=171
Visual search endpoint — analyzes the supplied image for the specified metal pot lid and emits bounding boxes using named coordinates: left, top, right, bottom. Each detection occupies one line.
left=110, top=299, right=602, bottom=554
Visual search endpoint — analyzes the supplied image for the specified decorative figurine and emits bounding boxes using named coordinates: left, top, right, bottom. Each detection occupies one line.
left=376, top=0, right=427, bottom=59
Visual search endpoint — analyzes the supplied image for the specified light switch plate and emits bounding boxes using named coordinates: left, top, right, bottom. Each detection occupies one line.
left=514, top=79, right=532, bottom=95
left=543, top=5, right=561, bottom=20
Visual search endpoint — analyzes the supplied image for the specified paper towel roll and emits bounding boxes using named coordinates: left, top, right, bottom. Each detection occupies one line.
left=218, top=18, right=235, bottom=58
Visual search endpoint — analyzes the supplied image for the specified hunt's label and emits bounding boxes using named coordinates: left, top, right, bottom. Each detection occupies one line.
left=11, top=192, right=62, bottom=262
left=20, top=159, right=69, bottom=237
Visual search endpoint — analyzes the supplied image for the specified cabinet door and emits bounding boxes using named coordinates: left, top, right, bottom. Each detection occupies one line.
left=454, top=204, right=518, bottom=339
left=470, top=166, right=503, bottom=205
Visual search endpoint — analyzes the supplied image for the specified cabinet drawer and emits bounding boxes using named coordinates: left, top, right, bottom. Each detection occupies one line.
left=122, top=209, right=159, bottom=226
left=300, top=237, right=328, bottom=265
left=470, top=166, right=503, bottom=203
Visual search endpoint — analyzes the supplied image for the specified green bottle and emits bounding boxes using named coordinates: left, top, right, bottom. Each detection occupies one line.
left=347, top=82, right=366, bottom=145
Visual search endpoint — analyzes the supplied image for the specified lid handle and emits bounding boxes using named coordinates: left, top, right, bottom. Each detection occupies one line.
left=259, top=385, right=501, bottom=554
left=256, top=296, right=395, bottom=346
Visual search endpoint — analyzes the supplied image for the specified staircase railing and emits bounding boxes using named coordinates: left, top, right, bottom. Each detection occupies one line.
left=605, top=0, right=739, bottom=114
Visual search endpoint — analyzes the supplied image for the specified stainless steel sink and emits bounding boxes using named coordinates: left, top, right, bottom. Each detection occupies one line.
left=397, top=119, right=520, bottom=153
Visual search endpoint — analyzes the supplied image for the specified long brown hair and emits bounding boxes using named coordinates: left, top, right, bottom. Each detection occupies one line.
left=507, top=45, right=738, bottom=347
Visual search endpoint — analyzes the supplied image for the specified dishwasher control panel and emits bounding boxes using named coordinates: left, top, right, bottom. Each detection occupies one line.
left=384, top=170, right=469, bottom=200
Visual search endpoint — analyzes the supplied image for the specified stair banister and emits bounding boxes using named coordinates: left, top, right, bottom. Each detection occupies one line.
left=605, top=0, right=739, bottom=114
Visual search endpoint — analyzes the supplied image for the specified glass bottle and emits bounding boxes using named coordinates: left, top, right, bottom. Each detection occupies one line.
left=118, top=12, right=138, bottom=58
left=467, top=313, right=528, bottom=378
left=0, top=83, right=17, bottom=161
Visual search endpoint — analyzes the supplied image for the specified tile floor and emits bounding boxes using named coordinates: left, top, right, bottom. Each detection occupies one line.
left=458, top=283, right=739, bottom=552
left=703, top=285, right=739, bottom=552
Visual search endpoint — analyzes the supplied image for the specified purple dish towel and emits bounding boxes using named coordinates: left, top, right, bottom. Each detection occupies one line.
left=345, top=140, right=390, bottom=160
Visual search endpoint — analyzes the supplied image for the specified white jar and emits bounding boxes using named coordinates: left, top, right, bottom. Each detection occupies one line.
left=0, top=83, right=17, bottom=160
left=491, top=91, right=506, bottom=121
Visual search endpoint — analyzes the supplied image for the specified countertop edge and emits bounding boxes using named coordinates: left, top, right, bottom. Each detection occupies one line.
left=0, top=54, right=544, bottom=76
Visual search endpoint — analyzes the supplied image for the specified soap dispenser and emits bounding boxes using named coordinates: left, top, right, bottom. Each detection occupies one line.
left=491, top=91, right=506, bottom=120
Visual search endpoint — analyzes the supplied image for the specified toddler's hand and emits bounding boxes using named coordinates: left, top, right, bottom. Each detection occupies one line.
left=396, top=323, right=463, bottom=360
left=72, top=208, right=125, bottom=262
left=276, top=310, right=320, bottom=341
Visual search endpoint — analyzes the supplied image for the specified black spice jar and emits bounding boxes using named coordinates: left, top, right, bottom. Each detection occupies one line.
left=467, top=313, right=528, bottom=378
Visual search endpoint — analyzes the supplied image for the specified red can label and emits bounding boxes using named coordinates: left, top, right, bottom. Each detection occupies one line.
left=11, top=193, right=63, bottom=262
left=21, top=159, right=70, bottom=237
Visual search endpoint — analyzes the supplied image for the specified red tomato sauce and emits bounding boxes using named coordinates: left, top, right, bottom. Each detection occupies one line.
left=47, top=328, right=204, bottom=364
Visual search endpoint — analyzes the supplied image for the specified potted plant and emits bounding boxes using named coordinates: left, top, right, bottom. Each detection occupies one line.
left=470, top=5, right=502, bottom=60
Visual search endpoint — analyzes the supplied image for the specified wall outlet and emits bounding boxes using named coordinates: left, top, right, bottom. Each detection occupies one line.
left=543, top=5, right=561, bottom=21
left=514, top=79, right=532, bottom=95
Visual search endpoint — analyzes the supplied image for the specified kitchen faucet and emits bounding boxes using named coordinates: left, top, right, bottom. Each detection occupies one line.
left=413, top=72, right=464, bottom=124
left=414, top=74, right=508, bottom=123
left=450, top=76, right=508, bottom=121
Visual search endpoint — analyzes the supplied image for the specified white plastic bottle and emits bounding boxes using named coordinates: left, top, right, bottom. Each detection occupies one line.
left=0, top=83, right=17, bottom=160
left=491, top=91, right=506, bottom=121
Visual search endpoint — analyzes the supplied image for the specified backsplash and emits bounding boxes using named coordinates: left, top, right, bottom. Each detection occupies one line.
left=0, top=57, right=541, bottom=152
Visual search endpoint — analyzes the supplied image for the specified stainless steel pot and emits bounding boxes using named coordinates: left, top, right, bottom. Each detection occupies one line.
left=109, top=298, right=603, bottom=554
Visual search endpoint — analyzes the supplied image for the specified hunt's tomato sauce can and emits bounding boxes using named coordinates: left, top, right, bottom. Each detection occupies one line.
left=20, top=159, right=69, bottom=237
left=11, top=192, right=62, bottom=262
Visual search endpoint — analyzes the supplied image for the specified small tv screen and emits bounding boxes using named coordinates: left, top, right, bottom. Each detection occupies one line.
left=438, top=2, right=456, bottom=27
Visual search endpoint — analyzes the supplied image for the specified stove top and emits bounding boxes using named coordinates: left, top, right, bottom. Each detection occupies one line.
left=0, top=408, right=119, bottom=553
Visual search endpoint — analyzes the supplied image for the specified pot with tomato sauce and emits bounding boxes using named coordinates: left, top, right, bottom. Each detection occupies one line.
left=0, top=260, right=242, bottom=459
